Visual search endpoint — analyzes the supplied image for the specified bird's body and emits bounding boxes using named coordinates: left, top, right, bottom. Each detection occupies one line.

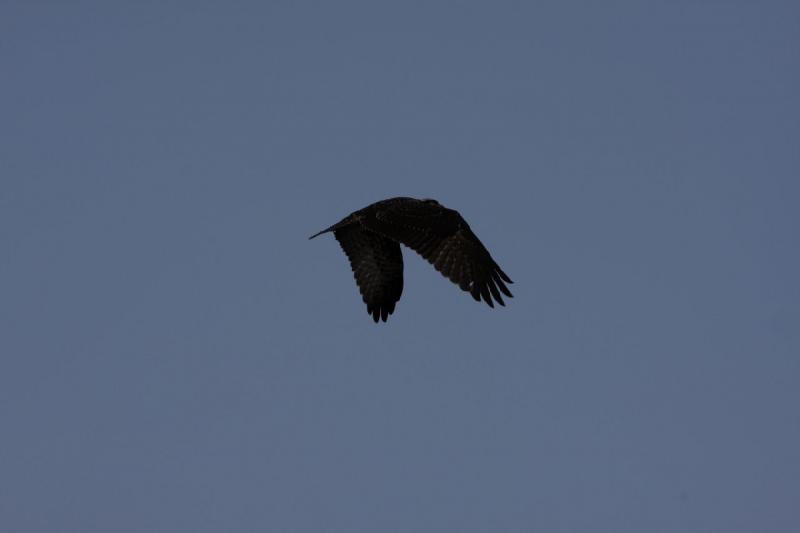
left=310, top=197, right=513, bottom=322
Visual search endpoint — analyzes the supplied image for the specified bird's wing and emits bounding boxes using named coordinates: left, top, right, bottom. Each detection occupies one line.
left=334, top=225, right=404, bottom=322
left=363, top=201, right=513, bottom=308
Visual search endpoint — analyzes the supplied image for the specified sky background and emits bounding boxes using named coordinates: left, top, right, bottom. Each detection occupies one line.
left=2, top=1, right=799, bottom=531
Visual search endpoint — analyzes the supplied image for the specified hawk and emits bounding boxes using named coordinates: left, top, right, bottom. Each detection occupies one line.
left=310, top=197, right=513, bottom=322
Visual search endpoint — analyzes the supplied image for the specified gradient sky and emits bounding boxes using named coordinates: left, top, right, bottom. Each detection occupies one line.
left=2, top=1, right=799, bottom=532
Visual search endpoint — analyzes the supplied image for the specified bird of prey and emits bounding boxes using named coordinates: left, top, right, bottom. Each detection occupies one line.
left=309, top=197, right=513, bottom=322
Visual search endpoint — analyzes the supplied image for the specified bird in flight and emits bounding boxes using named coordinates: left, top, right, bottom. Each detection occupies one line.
left=310, top=197, right=513, bottom=322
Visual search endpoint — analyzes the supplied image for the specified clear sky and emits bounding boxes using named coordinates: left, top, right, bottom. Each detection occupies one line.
left=2, top=1, right=798, bottom=531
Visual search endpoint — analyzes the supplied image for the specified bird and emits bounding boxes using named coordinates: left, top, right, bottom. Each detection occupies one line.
left=309, top=197, right=513, bottom=322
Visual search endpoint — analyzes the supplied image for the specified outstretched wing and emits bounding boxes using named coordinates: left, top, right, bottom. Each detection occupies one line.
left=334, top=225, right=404, bottom=322
left=363, top=200, right=513, bottom=308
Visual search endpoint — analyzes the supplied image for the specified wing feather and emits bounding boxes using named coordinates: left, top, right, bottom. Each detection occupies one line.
left=362, top=199, right=513, bottom=308
left=334, top=225, right=403, bottom=322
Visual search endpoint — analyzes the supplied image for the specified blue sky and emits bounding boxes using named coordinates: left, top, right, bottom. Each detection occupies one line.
left=2, top=2, right=799, bottom=531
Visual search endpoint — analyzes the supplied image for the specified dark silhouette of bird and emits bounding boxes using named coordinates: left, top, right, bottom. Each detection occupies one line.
left=310, top=197, right=513, bottom=322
